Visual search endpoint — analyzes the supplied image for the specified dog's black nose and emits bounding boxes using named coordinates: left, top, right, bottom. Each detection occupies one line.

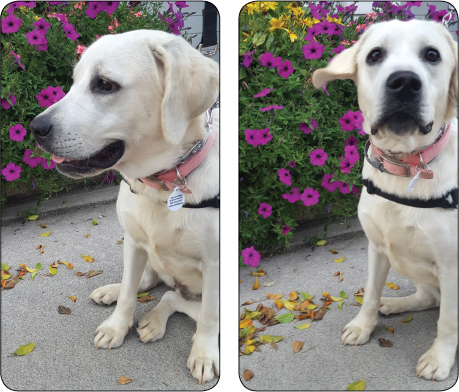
left=29, top=115, right=52, bottom=139
left=386, top=71, right=422, bottom=102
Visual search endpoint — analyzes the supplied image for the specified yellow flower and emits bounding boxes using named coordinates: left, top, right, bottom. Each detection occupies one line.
left=261, top=2, right=278, bottom=11
left=269, top=17, right=284, bottom=32
left=244, top=3, right=259, bottom=15
left=20, top=6, right=28, bottom=13
left=284, top=29, right=298, bottom=42
left=302, top=17, right=315, bottom=28
left=327, top=15, right=345, bottom=25
left=242, top=31, right=254, bottom=43
left=33, top=16, right=40, bottom=20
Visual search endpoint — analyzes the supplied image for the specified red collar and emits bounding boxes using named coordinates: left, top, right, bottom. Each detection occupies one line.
left=139, top=117, right=216, bottom=194
left=369, top=123, right=451, bottom=179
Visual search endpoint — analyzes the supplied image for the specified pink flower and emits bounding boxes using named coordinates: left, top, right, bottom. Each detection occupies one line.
left=340, top=157, right=353, bottom=173
left=41, top=159, right=56, bottom=170
left=23, top=149, right=44, bottom=168
left=344, top=135, right=358, bottom=148
left=2, top=163, right=21, bottom=181
left=26, top=30, right=46, bottom=46
left=260, top=104, right=283, bottom=112
left=289, top=161, right=295, bottom=168
left=259, top=52, right=282, bottom=68
left=258, top=203, right=272, bottom=218
left=344, top=145, right=359, bottom=164
left=258, top=128, right=273, bottom=145
left=300, top=122, right=312, bottom=134
left=278, top=59, right=294, bottom=78
left=134, top=11, right=143, bottom=17
left=36, top=87, right=54, bottom=108
left=321, top=173, right=339, bottom=192
left=300, top=187, right=320, bottom=207
left=76, top=45, right=87, bottom=55
left=48, top=86, right=66, bottom=103
left=242, top=246, right=261, bottom=268
left=278, top=168, right=291, bottom=186
left=338, top=181, right=351, bottom=194
left=245, top=129, right=261, bottom=147
left=9, top=124, right=27, bottom=142
left=1, top=13, right=22, bottom=34
left=339, top=110, right=357, bottom=132
left=254, top=88, right=273, bottom=98
left=310, top=148, right=328, bottom=166
left=302, top=41, right=325, bottom=60
left=1, top=93, right=16, bottom=109
left=282, top=187, right=300, bottom=203
left=281, top=225, right=291, bottom=236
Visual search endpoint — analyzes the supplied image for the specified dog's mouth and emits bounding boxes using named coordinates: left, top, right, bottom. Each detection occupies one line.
left=372, top=111, right=432, bottom=135
left=53, top=140, right=125, bottom=174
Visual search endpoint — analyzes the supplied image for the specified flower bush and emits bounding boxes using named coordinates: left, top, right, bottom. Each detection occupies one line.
left=1, top=1, right=191, bottom=211
left=239, top=1, right=457, bottom=265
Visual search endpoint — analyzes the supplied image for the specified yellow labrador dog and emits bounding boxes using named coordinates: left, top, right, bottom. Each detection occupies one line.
left=313, top=20, right=457, bottom=380
left=30, top=30, right=219, bottom=384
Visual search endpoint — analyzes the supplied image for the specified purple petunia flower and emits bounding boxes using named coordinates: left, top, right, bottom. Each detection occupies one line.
left=302, top=41, right=325, bottom=60
left=321, top=173, right=339, bottom=193
left=41, top=160, right=56, bottom=170
left=11, top=51, right=25, bottom=70
left=278, top=168, right=291, bottom=186
left=258, top=203, right=272, bottom=218
left=5, top=3, right=20, bottom=14
left=254, top=88, right=273, bottom=98
left=322, top=85, right=330, bottom=96
left=240, top=50, right=254, bottom=68
left=245, top=129, right=261, bottom=147
left=338, top=181, right=351, bottom=194
left=352, top=111, right=364, bottom=129
left=345, top=135, right=358, bottom=148
left=242, top=246, right=261, bottom=268
left=1, top=14, right=22, bottom=34
left=339, top=111, right=357, bottom=132
left=432, top=10, right=449, bottom=23
left=175, top=1, right=189, bottom=9
left=103, top=171, right=116, bottom=183
left=62, top=23, right=80, bottom=41
left=23, top=149, right=44, bottom=168
left=300, top=187, right=320, bottom=207
left=278, top=59, right=294, bottom=78
left=258, top=128, right=273, bottom=145
left=332, top=45, right=345, bottom=55
left=309, top=3, right=326, bottom=19
left=37, top=42, right=48, bottom=52
left=299, top=122, right=312, bottom=134
left=282, top=187, right=300, bottom=203
left=289, top=161, right=295, bottom=168
left=100, top=1, right=120, bottom=13
left=86, top=2, right=102, bottom=18
left=259, top=52, right=282, bottom=68
left=1, top=93, right=16, bottom=109
left=406, top=1, right=422, bottom=6
left=167, top=20, right=181, bottom=35
left=48, top=86, right=66, bottom=103
left=345, top=145, right=359, bottom=164
left=36, top=87, right=54, bottom=108
left=426, top=3, right=437, bottom=15
left=315, top=20, right=334, bottom=36
left=2, top=163, right=21, bottom=182
left=9, top=124, right=27, bottom=142
left=260, top=104, right=283, bottom=112
left=340, top=157, right=353, bottom=173
left=310, top=148, right=328, bottom=167
left=304, top=24, right=321, bottom=42
left=281, top=224, right=291, bottom=236
left=33, top=18, right=51, bottom=33
left=26, top=30, right=46, bottom=46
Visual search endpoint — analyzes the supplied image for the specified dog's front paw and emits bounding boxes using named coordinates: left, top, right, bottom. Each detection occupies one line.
left=416, top=345, right=455, bottom=381
left=94, top=318, right=130, bottom=349
left=136, top=309, right=167, bottom=343
left=187, top=334, right=219, bottom=384
left=90, top=284, right=120, bottom=305
left=341, top=319, right=376, bottom=346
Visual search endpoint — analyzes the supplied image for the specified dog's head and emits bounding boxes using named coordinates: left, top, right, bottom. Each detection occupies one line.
left=30, top=30, right=219, bottom=179
left=313, top=20, right=457, bottom=149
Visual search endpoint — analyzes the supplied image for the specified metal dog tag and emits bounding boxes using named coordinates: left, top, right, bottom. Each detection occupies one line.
left=167, top=187, right=185, bottom=211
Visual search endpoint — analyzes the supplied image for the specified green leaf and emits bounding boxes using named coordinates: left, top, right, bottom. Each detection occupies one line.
left=338, top=301, right=344, bottom=311
left=266, top=34, right=275, bottom=49
left=401, top=314, right=412, bottom=324
left=316, top=240, right=326, bottom=246
left=14, top=342, right=35, bottom=356
left=346, top=380, right=365, bottom=391
left=300, top=291, right=313, bottom=301
left=355, top=295, right=363, bottom=305
left=36, top=263, right=42, bottom=270
left=274, top=313, right=294, bottom=324
left=239, top=67, right=247, bottom=80
left=49, top=266, right=57, bottom=276
left=295, top=324, right=311, bottom=330
left=260, top=335, right=284, bottom=343
left=136, top=292, right=150, bottom=298
left=1, top=263, right=11, bottom=270
left=28, top=215, right=39, bottom=221
left=339, top=291, right=347, bottom=299
left=31, top=271, right=37, bottom=281
left=92, top=219, right=99, bottom=226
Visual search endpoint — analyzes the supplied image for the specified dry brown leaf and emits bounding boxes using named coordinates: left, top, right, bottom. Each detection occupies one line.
left=87, top=270, right=103, bottom=279
left=289, top=291, right=299, bottom=300
left=242, top=369, right=254, bottom=381
left=274, top=299, right=283, bottom=309
left=292, top=341, right=304, bottom=354
left=241, top=300, right=254, bottom=306
left=252, top=277, right=260, bottom=290
left=138, top=296, right=155, bottom=303
left=76, top=272, right=86, bottom=277
left=2, top=274, right=19, bottom=290
left=58, top=305, right=71, bottom=315
left=385, top=282, right=400, bottom=290
left=313, top=304, right=327, bottom=321
left=86, top=233, right=91, bottom=238
left=117, top=376, right=133, bottom=385
left=58, top=261, right=73, bottom=269
left=378, top=338, right=393, bottom=347
left=385, top=326, right=394, bottom=334
left=265, top=293, right=282, bottom=300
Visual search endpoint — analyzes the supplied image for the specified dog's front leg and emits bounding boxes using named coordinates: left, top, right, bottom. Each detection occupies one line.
left=416, top=264, right=457, bottom=381
left=187, top=259, right=219, bottom=384
left=342, top=240, right=390, bottom=345
left=94, top=234, right=147, bottom=349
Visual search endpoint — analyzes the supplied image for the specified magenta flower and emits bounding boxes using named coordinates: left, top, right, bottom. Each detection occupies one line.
left=299, top=122, right=312, bottom=134
left=33, top=18, right=51, bottom=33
left=100, top=1, right=120, bottom=13
left=258, top=128, right=273, bottom=145
left=1, top=93, right=16, bottom=109
left=300, top=187, right=320, bottom=207
left=272, top=104, right=283, bottom=110
left=37, top=42, right=48, bottom=52
left=26, top=30, right=45, bottom=46
left=278, top=168, right=291, bottom=186
left=310, top=148, right=328, bottom=167
left=9, top=124, right=27, bottom=142
left=282, top=187, right=300, bottom=203
left=259, top=52, right=282, bottom=68
left=49, top=86, right=66, bottom=103
left=339, top=111, right=357, bottom=132
left=23, top=149, right=44, bottom=168
left=322, top=85, right=330, bottom=96
left=352, top=111, right=364, bottom=129
left=321, top=173, right=339, bottom=193
left=5, top=3, right=20, bottom=14
left=338, top=182, right=351, bottom=194
left=36, top=87, right=54, bottom=108
left=242, top=246, right=261, bottom=268
left=103, top=171, right=116, bottom=183
left=2, top=163, right=21, bottom=182
left=254, top=88, right=273, bottom=98
left=309, top=3, right=327, bottom=19
left=278, top=60, right=294, bottom=78
left=245, top=129, right=261, bottom=147
left=315, top=20, right=334, bottom=36
left=41, top=160, right=56, bottom=170
left=345, top=135, right=358, bottom=148
left=175, top=1, right=189, bottom=8
left=289, top=161, right=295, bottom=168
left=303, top=41, right=325, bottom=60
left=11, top=51, right=25, bottom=70
left=340, top=157, right=353, bottom=173
left=281, top=224, right=291, bottom=236
left=258, top=203, right=272, bottom=218
left=304, top=24, right=321, bottom=42
left=241, top=50, right=254, bottom=67
left=260, top=104, right=283, bottom=112
left=1, top=14, right=22, bottom=33
left=63, top=23, right=80, bottom=41
left=345, top=145, right=359, bottom=164
left=86, top=2, right=102, bottom=18
left=332, top=45, right=345, bottom=55
left=432, top=10, right=449, bottom=23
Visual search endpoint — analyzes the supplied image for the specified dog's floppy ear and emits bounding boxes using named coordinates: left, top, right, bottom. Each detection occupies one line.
left=152, top=39, right=219, bottom=145
left=312, top=41, right=361, bottom=89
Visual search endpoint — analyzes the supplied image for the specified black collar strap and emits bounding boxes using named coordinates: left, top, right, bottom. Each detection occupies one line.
left=362, top=179, right=458, bottom=209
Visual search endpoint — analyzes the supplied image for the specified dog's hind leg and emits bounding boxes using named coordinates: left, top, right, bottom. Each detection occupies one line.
left=137, top=290, right=200, bottom=343
left=379, top=283, right=440, bottom=315
left=90, top=260, right=160, bottom=305
left=342, top=240, right=390, bottom=345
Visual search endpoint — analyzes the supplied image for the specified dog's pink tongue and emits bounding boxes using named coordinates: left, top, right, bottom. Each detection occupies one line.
left=52, top=155, right=66, bottom=164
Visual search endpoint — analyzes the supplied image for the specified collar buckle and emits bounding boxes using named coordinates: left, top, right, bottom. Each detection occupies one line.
left=379, top=154, right=410, bottom=177
left=143, top=175, right=169, bottom=191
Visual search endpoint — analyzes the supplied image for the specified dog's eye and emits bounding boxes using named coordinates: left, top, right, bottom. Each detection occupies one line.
left=367, top=49, right=382, bottom=64
left=99, top=79, right=113, bottom=91
left=425, top=49, right=440, bottom=63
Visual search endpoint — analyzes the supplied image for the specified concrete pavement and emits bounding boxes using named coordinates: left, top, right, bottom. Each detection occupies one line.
left=239, top=232, right=458, bottom=390
left=1, top=187, right=217, bottom=390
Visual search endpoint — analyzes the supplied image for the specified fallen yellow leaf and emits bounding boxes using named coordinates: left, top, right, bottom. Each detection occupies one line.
left=274, top=299, right=283, bottom=309
left=40, top=231, right=52, bottom=237
left=239, top=318, right=253, bottom=329
left=385, top=282, right=400, bottom=290
left=316, top=240, right=326, bottom=246
left=265, top=293, right=283, bottom=300
left=58, top=261, right=73, bottom=269
left=117, top=376, right=133, bottom=385
left=68, top=295, right=76, bottom=303
left=334, top=256, right=346, bottom=263
left=81, top=254, right=95, bottom=263
left=252, top=277, right=260, bottom=290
